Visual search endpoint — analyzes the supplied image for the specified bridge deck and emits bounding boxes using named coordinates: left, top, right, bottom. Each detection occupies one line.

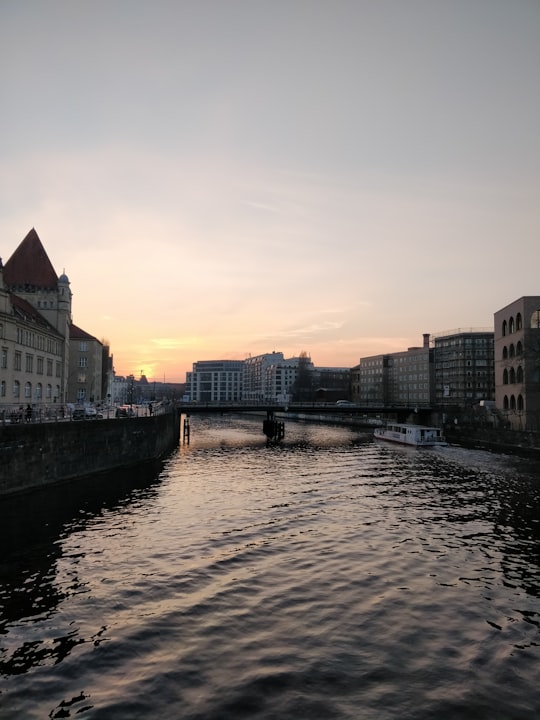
left=176, top=402, right=431, bottom=415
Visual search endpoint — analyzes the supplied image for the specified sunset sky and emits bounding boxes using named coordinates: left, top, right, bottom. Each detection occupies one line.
left=1, top=1, right=539, bottom=383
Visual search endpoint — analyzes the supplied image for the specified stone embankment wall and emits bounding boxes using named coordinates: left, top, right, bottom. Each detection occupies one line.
left=0, top=412, right=180, bottom=497
left=445, top=425, right=540, bottom=457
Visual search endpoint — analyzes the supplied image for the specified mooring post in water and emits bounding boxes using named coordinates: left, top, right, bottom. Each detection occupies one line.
left=183, top=416, right=190, bottom=444
left=263, top=409, right=285, bottom=444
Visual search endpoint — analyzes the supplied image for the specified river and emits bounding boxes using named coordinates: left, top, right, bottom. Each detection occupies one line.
left=1, top=415, right=539, bottom=719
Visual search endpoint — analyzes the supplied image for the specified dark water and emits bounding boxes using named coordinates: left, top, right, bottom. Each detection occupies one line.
left=1, top=416, right=539, bottom=719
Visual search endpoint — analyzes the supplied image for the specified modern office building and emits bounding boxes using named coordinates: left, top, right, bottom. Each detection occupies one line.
left=494, top=296, right=540, bottom=431
left=187, top=359, right=244, bottom=402
left=433, top=329, right=494, bottom=411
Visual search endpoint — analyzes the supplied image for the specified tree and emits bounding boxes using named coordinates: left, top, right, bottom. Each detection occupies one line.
left=292, top=351, right=314, bottom=402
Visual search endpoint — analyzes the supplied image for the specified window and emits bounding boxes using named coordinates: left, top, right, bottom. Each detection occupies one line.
left=517, top=366, right=523, bottom=383
left=503, top=369, right=508, bottom=384
left=502, top=320, right=507, bottom=336
left=77, top=388, right=86, bottom=401
left=509, top=344, right=515, bottom=358
left=517, top=394, right=524, bottom=412
left=79, top=357, right=88, bottom=368
left=516, top=313, right=522, bottom=330
left=14, top=351, right=22, bottom=371
left=25, top=381, right=32, bottom=398
left=26, top=354, right=34, bottom=373
left=37, top=357, right=44, bottom=374
left=13, top=380, right=20, bottom=398
left=502, top=347, right=508, bottom=359
left=1, top=347, right=7, bottom=369
left=516, top=341, right=523, bottom=356
left=531, top=310, right=540, bottom=329
left=46, top=384, right=52, bottom=399
left=0, top=380, right=5, bottom=397
left=503, top=395, right=509, bottom=410
left=36, top=383, right=42, bottom=399
left=47, top=359, right=53, bottom=376
left=78, top=372, right=87, bottom=383
left=509, top=317, right=515, bottom=333
left=79, top=341, right=88, bottom=352
left=509, top=368, right=516, bottom=384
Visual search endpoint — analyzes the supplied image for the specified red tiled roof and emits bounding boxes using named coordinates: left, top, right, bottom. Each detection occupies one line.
left=70, top=323, right=99, bottom=342
left=3, top=228, right=59, bottom=289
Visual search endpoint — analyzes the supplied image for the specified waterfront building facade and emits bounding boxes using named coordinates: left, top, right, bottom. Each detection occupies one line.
left=187, top=359, right=244, bottom=402
left=1, top=229, right=72, bottom=413
left=242, top=352, right=285, bottom=402
left=0, top=274, right=65, bottom=411
left=0, top=229, right=105, bottom=414
left=387, top=334, right=433, bottom=407
left=67, top=324, right=104, bottom=405
left=352, top=335, right=433, bottom=407
left=313, top=366, right=350, bottom=402
left=263, top=357, right=301, bottom=403
left=494, top=296, right=540, bottom=431
left=352, top=353, right=389, bottom=405
left=433, top=329, right=494, bottom=411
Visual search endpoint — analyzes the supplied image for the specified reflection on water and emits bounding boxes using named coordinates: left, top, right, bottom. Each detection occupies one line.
left=1, top=416, right=539, bottom=719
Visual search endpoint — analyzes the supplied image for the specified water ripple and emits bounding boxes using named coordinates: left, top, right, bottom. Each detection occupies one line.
left=1, top=417, right=539, bottom=719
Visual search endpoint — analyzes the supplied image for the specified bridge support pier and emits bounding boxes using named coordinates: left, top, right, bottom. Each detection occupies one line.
left=263, top=410, right=285, bottom=444
left=183, top=416, right=190, bottom=444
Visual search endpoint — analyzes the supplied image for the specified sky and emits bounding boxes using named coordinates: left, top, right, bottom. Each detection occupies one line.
left=1, top=1, right=539, bottom=383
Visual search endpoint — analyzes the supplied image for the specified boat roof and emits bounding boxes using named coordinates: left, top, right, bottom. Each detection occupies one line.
left=386, top=423, right=442, bottom=430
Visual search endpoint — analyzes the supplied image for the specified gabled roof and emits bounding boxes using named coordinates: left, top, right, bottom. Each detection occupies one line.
left=3, top=228, right=59, bottom=289
left=70, top=323, right=100, bottom=343
left=9, top=293, right=61, bottom=335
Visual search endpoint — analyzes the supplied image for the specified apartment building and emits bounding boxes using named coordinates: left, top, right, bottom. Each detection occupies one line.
left=242, top=352, right=285, bottom=402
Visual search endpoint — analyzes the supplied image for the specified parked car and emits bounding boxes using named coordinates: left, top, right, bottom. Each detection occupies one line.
left=115, top=405, right=135, bottom=418
left=72, top=407, right=100, bottom=420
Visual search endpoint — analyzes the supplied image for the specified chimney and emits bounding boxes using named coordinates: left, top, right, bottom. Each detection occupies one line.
left=423, top=333, right=430, bottom=348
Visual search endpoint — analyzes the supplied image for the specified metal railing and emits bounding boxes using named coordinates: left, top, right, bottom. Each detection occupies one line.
left=0, top=401, right=170, bottom=425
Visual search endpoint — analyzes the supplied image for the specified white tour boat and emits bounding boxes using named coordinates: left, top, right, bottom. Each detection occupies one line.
left=373, top=422, right=447, bottom=447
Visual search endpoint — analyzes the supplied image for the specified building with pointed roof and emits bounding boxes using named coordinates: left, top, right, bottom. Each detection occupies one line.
left=1, top=229, right=107, bottom=415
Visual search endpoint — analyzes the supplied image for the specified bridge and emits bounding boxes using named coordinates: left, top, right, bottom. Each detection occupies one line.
left=175, top=402, right=435, bottom=442
left=176, top=401, right=431, bottom=417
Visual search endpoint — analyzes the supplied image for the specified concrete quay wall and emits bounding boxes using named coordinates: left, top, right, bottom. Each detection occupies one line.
left=0, top=412, right=180, bottom=497
left=444, top=425, right=540, bottom=457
